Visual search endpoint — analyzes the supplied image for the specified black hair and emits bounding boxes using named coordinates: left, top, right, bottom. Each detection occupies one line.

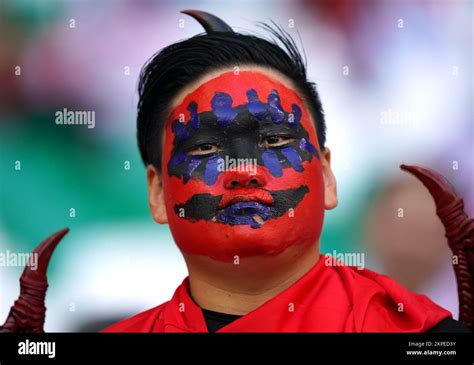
left=137, top=25, right=326, bottom=170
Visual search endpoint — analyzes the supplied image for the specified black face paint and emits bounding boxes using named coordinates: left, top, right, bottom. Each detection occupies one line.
left=174, top=186, right=309, bottom=228
left=167, top=89, right=319, bottom=186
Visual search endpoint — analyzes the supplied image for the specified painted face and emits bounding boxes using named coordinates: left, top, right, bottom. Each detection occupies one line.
left=162, top=71, right=324, bottom=262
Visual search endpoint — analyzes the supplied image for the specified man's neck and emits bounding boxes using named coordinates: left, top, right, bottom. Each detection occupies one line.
left=184, top=243, right=320, bottom=315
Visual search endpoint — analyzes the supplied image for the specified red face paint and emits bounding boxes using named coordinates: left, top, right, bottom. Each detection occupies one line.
left=162, top=71, right=324, bottom=262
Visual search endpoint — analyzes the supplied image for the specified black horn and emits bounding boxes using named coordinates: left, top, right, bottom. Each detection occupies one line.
left=181, top=10, right=234, bottom=33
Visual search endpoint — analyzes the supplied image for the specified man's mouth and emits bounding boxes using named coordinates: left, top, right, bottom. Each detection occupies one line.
left=216, top=190, right=275, bottom=228
left=174, top=186, right=309, bottom=229
left=216, top=201, right=273, bottom=228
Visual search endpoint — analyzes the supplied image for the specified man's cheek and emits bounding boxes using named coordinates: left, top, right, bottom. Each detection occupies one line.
left=163, top=175, right=207, bottom=225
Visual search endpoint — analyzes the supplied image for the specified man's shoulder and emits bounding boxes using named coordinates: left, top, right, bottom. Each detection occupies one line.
left=101, top=301, right=169, bottom=333
left=325, top=262, right=454, bottom=332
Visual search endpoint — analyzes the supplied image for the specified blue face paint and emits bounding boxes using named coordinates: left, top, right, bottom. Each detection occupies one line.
left=299, top=138, right=320, bottom=160
left=246, top=89, right=266, bottom=121
left=211, top=92, right=237, bottom=127
left=289, top=103, right=302, bottom=128
left=261, top=149, right=283, bottom=177
left=281, top=146, right=304, bottom=172
left=188, top=102, right=200, bottom=130
left=171, top=120, right=189, bottom=141
left=267, top=89, right=285, bottom=124
left=168, top=150, right=187, bottom=170
left=203, top=155, right=221, bottom=185
left=183, top=157, right=202, bottom=184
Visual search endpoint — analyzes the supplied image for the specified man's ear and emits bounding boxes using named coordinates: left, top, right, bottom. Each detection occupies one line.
left=321, top=147, right=338, bottom=210
left=147, top=165, right=168, bottom=224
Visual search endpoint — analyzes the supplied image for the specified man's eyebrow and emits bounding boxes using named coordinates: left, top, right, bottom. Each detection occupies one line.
left=174, top=130, right=224, bottom=150
left=258, top=123, right=298, bottom=136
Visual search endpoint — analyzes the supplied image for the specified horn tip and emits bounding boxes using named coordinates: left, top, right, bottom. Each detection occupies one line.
left=180, top=9, right=205, bottom=16
left=400, top=164, right=414, bottom=172
left=52, top=227, right=70, bottom=241
left=180, top=9, right=234, bottom=33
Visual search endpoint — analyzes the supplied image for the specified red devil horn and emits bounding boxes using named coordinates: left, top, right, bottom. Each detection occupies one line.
left=0, top=228, right=69, bottom=333
left=401, top=164, right=457, bottom=213
left=400, top=164, right=474, bottom=329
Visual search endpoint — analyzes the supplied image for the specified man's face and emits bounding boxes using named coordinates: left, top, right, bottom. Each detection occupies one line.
left=161, top=70, right=325, bottom=262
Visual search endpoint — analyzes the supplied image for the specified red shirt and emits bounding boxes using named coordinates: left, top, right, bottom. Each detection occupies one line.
left=103, top=254, right=451, bottom=332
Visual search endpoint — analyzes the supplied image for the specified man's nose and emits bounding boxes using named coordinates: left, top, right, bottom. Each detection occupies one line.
left=223, top=170, right=268, bottom=189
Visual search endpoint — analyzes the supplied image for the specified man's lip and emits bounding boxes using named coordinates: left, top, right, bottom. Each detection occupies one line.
left=218, top=189, right=274, bottom=209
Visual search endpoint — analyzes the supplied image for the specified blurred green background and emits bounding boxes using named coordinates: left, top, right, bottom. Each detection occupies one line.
left=1, top=0, right=472, bottom=331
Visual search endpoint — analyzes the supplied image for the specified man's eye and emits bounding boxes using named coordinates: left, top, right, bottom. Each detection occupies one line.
left=188, top=143, right=221, bottom=156
left=260, top=135, right=295, bottom=148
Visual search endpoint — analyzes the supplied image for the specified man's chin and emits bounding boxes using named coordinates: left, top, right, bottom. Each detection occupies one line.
left=174, top=224, right=315, bottom=262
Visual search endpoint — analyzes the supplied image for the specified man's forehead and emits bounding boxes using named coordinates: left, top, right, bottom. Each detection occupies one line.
left=160, top=67, right=319, bottom=149
left=167, top=67, right=309, bottom=121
